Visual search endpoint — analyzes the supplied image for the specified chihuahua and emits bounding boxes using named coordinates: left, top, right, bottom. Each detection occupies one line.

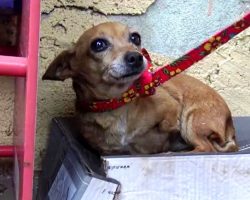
left=43, top=22, right=238, bottom=154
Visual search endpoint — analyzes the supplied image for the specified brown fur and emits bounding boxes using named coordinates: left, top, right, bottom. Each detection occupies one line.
left=43, top=22, right=238, bottom=155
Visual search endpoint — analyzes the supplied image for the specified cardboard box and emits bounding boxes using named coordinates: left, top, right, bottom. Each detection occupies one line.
left=37, top=118, right=120, bottom=200
left=37, top=117, right=250, bottom=200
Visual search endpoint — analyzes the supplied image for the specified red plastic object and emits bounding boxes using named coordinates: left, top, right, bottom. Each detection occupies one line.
left=0, top=145, right=14, bottom=157
left=0, top=46, right=17, bottom=56
left=0, top=0, right=40, bottom=200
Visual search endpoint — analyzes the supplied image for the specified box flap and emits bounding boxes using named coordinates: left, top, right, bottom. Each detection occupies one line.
left=105, top=154, right=250, bottom=200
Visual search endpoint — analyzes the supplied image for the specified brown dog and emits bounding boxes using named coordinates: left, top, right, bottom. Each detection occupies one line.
left=43, top=22, right=238, bottom=154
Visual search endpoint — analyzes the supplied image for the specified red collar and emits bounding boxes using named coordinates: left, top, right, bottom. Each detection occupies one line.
left=82, top=12, right=250, bottom=112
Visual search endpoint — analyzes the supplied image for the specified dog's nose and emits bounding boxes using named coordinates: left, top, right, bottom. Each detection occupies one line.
left=125, top=52, right=143, bottom=68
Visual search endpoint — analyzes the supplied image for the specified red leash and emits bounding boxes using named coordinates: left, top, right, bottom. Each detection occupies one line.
left=83, top=12, right=250, bottom=112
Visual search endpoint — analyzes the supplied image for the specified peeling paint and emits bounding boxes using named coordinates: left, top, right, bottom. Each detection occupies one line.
left=42, top=0, right=156, bottom=15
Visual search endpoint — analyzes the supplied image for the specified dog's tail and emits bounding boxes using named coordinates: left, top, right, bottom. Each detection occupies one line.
left=211, top=117, right=238, bottom=152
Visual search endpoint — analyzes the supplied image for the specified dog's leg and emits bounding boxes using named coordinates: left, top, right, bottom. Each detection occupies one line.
left=210, top=116, right=238, bottom=152
left=181, top=110, right=238, bottom=153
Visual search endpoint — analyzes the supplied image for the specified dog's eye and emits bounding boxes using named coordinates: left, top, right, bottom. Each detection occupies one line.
left=130, top=32, right=141, bottom=46
left=91, top=39, right=109, bottom=52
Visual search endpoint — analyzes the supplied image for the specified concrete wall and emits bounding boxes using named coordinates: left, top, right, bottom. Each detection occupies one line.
left=0, top=77, right=14, bottom=145
left=0, top=0, right=249, bottom=169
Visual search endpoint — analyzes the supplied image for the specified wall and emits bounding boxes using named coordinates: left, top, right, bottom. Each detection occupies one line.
left=0, top=0, right=249, bottom=169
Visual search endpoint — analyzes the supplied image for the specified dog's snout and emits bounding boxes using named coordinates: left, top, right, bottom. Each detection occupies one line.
left=125, top=52, right=143, bottom=68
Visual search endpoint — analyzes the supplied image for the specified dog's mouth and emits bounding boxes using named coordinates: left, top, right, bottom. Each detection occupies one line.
left=120, top=68, right=144, bottom=78
left=106, top=57, right=147, bottom=83
left=110, top=67, right=145, bottom=81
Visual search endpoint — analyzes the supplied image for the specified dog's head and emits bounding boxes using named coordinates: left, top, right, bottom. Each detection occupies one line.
left=43, top=22, right=147, bottom=99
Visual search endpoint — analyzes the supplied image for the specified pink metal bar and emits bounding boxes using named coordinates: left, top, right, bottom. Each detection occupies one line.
left=0, top=55, right=27, bottom=76
left=13, top=0, right=40, bottom=200
left=0, top=145, right=14, bottom=157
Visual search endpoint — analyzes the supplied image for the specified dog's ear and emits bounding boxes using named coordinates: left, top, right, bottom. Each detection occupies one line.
left=42, top=48, right=75, bottom=81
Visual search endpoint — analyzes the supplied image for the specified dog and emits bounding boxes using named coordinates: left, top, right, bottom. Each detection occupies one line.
left=43, top=22, right=238, bottom=154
